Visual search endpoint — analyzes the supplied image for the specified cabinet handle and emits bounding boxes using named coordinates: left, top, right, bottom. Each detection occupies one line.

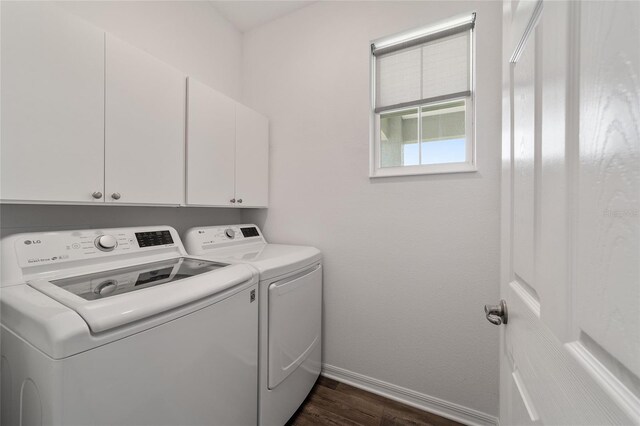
left=237, top=199, right=243, bottom=204
left=230, top=198, right=236, bottom=203
left=92, top=191, right=103, bottom=199
left=111, top=192, right=121, bottom=200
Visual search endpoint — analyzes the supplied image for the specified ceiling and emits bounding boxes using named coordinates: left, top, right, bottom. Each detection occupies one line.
left=210, top=1, right=316, bottom=33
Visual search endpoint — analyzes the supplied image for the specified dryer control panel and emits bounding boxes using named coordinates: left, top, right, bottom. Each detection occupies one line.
left=184, top=224, right=265, bottom=254
left=12, top=227, right=182, bottom=269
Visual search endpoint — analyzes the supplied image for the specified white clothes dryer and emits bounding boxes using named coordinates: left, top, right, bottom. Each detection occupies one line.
left=0, top=226, right=259, bottom=426
left=184, top=224, right=322, bottom=426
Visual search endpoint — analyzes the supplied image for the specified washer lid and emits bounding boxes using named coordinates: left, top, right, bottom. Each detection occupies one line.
left=28, top=257, right=254, bottom=333
left=48, top=257, right=224, bottom=300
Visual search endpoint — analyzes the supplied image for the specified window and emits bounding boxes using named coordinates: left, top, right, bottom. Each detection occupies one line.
left=370, top=13, right=476, bottom=177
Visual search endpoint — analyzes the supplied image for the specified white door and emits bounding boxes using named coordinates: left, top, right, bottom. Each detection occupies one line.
left=235, top=104, right=269, bottom=208
left=498, top=1, right=639, bottom=425
left=268, top=265, right=322, bottom=389
left=0, top=3, right=105, bottom=203
left=105, top=34, right=185, bottom=205
left=186, top=78, right=236, bottom=206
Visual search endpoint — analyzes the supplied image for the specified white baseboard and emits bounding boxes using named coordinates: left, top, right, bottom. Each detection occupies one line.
left=321, top=363, right=498, bottom=426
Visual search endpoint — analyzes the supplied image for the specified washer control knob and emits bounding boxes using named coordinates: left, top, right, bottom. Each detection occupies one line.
left=96, top=235, right=117, bottom=251
left=225, top=229, right=235, bottom=239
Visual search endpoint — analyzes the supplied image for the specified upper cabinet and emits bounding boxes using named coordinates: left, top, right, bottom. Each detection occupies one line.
left=1, top=4, right=267, bottom=208
left=1, top=3, right=105, bottom=203
left=187, top=78, right=269, bottom=208
left=105, top=35, right=186, bottom=205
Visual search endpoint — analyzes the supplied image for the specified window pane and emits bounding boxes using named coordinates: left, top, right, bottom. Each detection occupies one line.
left=380, top=108, right=418, bottom=167
left=403, top=143, right=420, bottom=166
left=421, top=139, right=466, bottom=164
left=422, top=31, right=470, bottom=99
left=420, top=100, right=466, bottom=164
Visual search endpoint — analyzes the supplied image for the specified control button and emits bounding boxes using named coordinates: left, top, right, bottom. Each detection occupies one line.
left=95, top=235, right=117, bottom=251
left=225, top=229, right=235, bottom=239
left=72, top=243, right=81, bottom=249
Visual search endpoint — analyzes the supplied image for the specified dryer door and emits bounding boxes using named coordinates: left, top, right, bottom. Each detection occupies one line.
left=268, top=264, right=322, bottom=389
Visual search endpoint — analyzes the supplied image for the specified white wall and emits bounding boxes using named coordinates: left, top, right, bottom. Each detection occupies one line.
left=59, top=0, right=243, bottom=99
left=0, top=205, right=242, bottom=239
left=241, top=1, right=501, bottom=418
left=0, top=1, right=244, bottom=238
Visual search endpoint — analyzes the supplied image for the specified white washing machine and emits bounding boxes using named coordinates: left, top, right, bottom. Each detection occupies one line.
left=0, top=226, right=259, bottom=426
left=184, top=224, right=322, bottom=426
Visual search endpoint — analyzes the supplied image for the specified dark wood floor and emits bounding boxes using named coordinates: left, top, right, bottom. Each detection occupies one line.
left=286, top=376, right=464, bottom=426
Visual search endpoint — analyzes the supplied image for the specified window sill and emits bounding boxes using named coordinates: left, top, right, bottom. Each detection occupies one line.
left=369, top=162, right=477, bottom=178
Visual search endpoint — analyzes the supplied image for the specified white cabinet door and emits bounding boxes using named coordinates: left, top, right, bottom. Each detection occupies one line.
left=186, top=80, right=269, bottom=208
left=235, top=104, right=269, bottom=208
left=186, top=78, right=236, bottom=206
left=1, top=3, right=105, bottom=203
left=499, top=1, right=639, bottom=425
left=105, top=35, right=185, bottom=205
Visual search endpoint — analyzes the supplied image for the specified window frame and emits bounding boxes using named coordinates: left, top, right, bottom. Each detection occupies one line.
left=369, top=15, right=477, bottom=178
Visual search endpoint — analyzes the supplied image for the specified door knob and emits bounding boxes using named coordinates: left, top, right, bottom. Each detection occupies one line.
left=484, top=300, right=508, bottom=325
left=92, top=191, right=103, bottom=199
left=111, top=192, right=121, bottom=200
left=237, top=199, right=243, bottom=204
left=230, top=198, right=236, bottom=203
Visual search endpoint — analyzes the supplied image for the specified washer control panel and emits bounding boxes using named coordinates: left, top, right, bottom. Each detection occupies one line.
left=185, top=224, right=264, bottom=253
left=14, top=227, right=180, bottom=268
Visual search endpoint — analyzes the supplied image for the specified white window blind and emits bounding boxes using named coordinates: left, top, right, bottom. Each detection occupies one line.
left=373, top=14, right=474, bottom=113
